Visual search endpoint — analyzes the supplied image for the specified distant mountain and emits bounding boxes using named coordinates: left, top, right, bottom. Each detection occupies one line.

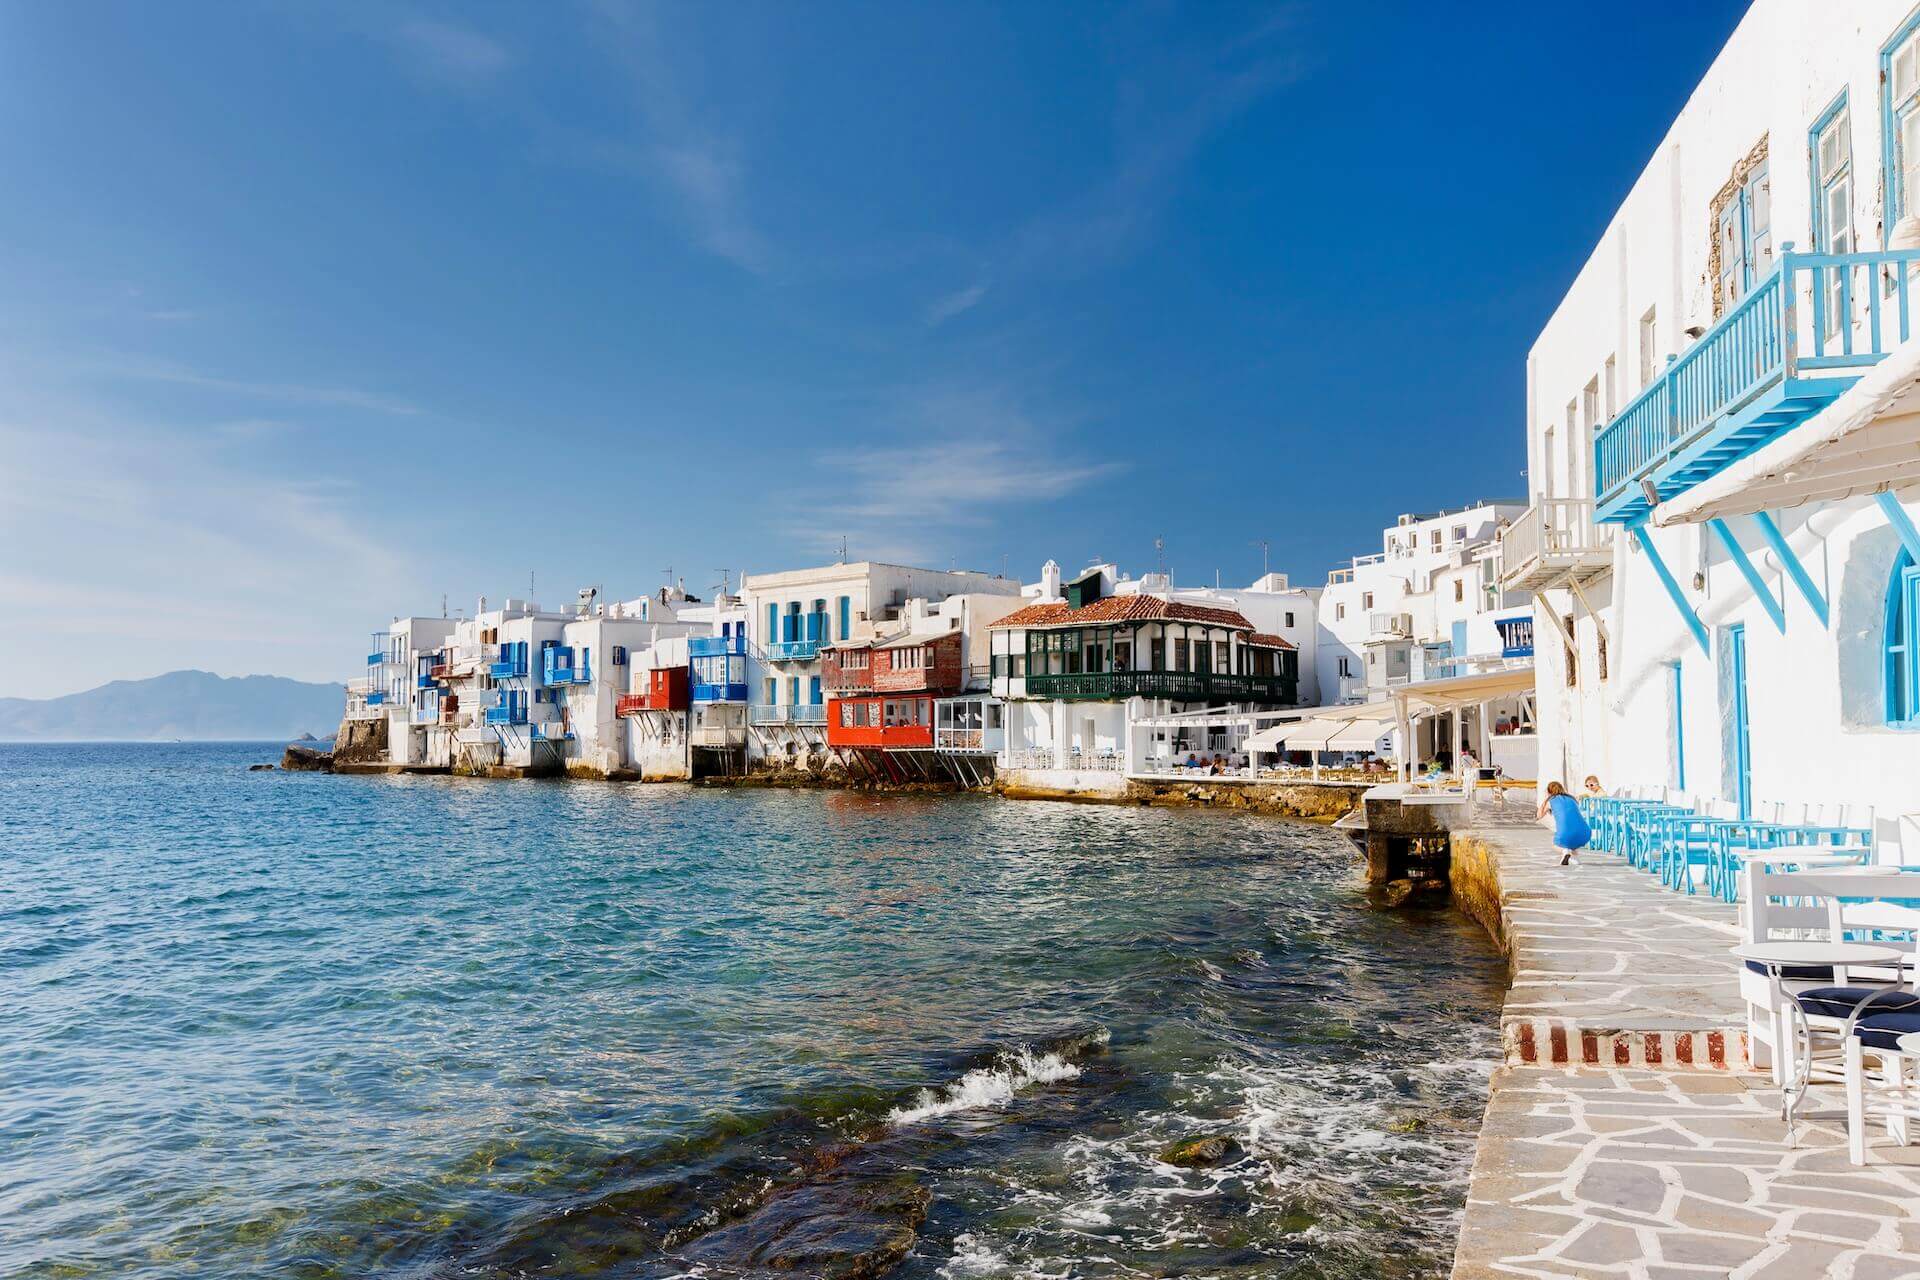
left=0, top=670, right=346, bottom=742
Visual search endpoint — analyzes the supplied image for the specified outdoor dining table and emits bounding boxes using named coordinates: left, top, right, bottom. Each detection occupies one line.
left=1732, top=940, right=1904, bottom=1127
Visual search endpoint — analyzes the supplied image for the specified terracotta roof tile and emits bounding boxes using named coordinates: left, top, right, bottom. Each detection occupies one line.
left=990, top=595, right=1252, bottom=630
left=1247, top=632, right=1297, bottom=650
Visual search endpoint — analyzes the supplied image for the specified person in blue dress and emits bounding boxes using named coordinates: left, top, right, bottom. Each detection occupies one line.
left=1537, top=780, right=1593, bottom=867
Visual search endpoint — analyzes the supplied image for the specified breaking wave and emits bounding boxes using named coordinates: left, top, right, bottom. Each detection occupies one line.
left=889, top=1033, right=1108, bottom=1126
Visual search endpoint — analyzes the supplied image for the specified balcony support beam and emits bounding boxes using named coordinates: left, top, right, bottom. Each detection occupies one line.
left=1707, top=518, right=1786, bottom=633
left=1531, top=592, right=1579, bottom=658
left=1752, top=510, right=1829, bottom=628
left=1629, top=520, right=1711, bottom=655
left=1874, top=490, right=1920, bottom=561
left=1563, top=573, right=1611, bottom=649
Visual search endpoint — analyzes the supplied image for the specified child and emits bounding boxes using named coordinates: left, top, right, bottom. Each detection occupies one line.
left=1538, top=780, right=1593, bottom=867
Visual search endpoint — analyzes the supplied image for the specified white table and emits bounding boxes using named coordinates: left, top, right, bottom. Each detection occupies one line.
left=1733, top=940, right=1903, bottom=1126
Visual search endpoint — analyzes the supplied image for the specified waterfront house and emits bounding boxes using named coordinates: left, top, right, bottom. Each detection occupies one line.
left=989, top=561, right=1302, bottom=792
left=1308, top=502, right=1538, bottom=778
left=740, top=562, right=1022, bottom=775
left=1517, top=0, right=1920, bottom=853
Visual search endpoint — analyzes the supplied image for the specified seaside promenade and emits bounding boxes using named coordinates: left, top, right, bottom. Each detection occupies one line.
left=1449, top=813, right=1920, bottom=1279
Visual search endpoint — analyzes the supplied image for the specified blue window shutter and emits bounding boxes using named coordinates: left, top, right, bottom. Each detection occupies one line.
left=767, top=603, right=777, bottom=642
left=810, top=676, right=822, bottom=705
left=838, top=596, right=851, bottom=640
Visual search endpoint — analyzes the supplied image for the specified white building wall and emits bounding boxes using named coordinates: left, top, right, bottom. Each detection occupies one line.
left=1528, top=0, right=1920, bottom=853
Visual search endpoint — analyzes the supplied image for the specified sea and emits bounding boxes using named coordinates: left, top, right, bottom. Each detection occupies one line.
left=0, top=742, right=1506, bottom=1279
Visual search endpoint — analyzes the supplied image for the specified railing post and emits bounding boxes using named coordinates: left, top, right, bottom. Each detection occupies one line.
left=1779, top=246, right=1798, bottom=381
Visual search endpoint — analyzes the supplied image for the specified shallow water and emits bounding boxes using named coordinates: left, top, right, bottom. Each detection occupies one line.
left=0, top=742, right=1505, bottom=1279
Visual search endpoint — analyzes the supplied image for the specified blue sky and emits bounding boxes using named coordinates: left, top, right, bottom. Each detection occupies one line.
left=0, top=0, right=1748, bottom=697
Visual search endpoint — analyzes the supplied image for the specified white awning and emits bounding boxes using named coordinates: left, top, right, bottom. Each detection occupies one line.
left=1389, top=667, right=1535, bottom=712
left=1245, top=702, right=1395, bottom=753
left=1654, top=336, right=1920, bottom=525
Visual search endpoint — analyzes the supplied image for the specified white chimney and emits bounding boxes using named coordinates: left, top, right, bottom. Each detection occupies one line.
left=1041, top=559, right=1062, bottom=600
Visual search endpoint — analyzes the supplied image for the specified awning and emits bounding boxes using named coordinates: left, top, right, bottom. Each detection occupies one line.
left=1389, top=666, right=1535, bottom=712
left=1654, top=335, right=1920, bottom=524
left=1245, top=702, right=1396, bottom=753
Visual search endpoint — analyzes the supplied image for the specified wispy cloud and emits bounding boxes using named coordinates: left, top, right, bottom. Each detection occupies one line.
left=585, top=1, right=772, bottom=273
left=0, top=387, right=415, bottom=695
left=391, top=18, right=510, bottom=84
left=1006, top=9, right=1306, bottom=278
left=786, top=384, right=1122, bottom=564
left=925, top=282, right=989, bottom=327
left=82, top=356, right=424, bottom=417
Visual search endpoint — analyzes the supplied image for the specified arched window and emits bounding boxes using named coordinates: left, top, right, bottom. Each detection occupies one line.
left=1889, top=549, right=1920, bottom=726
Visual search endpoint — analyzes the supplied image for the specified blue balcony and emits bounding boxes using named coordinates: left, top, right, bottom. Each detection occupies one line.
left=1595, top=248, right=1920, bottom=524
left=489, top=657, right=528, bottom=680
left=541, top=648, right=592, bottom=686
left=689, top=634, right=748, bottom=658
left=366, top=691, right=387, bottom=706
left=367, top=652, right=386, bottom=666
left=416, top=673, right=437, bottom=689
left=485, top=704, right=528, bottom=726
left=764, top=638, right=821, bottom=662
left=692, top=682, right=750, bottom=703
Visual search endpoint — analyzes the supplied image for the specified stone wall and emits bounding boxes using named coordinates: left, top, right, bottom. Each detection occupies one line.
left=331, top=715, right=387, bottom=766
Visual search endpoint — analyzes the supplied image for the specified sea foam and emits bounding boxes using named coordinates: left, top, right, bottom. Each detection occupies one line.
left=888, top=1044, right=1085, bottom=1125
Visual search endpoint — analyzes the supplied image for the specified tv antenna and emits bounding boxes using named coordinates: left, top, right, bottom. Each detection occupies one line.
left=1251, top=539, right=1269, bottom=578
left=1154, top=536, right=1166, bottom=576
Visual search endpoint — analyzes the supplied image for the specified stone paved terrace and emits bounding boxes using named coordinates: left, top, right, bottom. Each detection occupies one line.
left=1451, top=804, right=1746, bottom=1068
left=1449, top=808, right=1920, bottom=1279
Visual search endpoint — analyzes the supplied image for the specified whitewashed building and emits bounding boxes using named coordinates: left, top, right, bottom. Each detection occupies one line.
left=1515, top=0, right=1920, bottom=854
left=740, top=561, right=1022, bottom=773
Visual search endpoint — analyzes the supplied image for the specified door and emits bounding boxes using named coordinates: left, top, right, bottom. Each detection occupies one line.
left=1721, top=625, right=1751, bottom=818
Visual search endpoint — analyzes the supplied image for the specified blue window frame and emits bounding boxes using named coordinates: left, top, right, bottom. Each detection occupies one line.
left=1888, top=549, right=1920, bottom=726
left=1715, top=162, right=1771, bottom=313
left=1886, top=11, right=1920, bottom=233
left=1809, top=93, right=1854, bottom=337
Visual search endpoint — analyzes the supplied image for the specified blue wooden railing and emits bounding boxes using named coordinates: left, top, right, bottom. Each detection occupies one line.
left=1593, top=247, right=1920, bottom=512
left=689, top=634, right=748, bottom=658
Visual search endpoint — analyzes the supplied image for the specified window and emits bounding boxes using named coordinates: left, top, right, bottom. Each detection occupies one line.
left=1451, top=524, right=1467, bottom=544
left=1214, top=640, right=1229, bottom=671
left=1284, top=611, right=1295, bottom=629
left=1598, top=632, right=1609, bottom=682
left=1888, top=549, right=1920, bottom=725
left=764, top=678, right=776, bottom=704
left=1114, top=640, right=1131, bottom=670
left=1713, top=157, right=1771, bottom=314
left=1430, top=528, right=1442, bottom=551
left=1174, top=638, right=1189, bottom=671
left=1638, top=308, right=1658, bottom=388
left=1810, top=95, right=1853, bottom=336
left=1582, top=378, right=1599, bottom=454
left=1563, top=614, right=1578, bottom=688
left=1362, top=592, right=1375, bottom=610
left=1149, top=638, right=1165, bottom=670
left=1453, top=580, right=1464, bottom=603
left=1335, top=603, right=1346, bottom=621
left=1887, top=15, right=1920, bottom=229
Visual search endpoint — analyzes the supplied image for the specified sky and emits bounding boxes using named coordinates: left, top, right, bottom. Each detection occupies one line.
left=0, top=0, right=1751, bottom=698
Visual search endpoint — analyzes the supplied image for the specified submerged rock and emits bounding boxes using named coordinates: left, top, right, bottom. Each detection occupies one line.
left=247, top=763, right=275, bottom=772
left=1160, top=1134, right=1242, bottom=1168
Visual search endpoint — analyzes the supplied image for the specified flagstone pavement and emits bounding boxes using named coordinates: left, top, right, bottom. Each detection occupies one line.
left=1449, top=811, right=1920, bottom=1279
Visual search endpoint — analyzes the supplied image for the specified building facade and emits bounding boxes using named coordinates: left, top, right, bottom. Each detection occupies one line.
left=1517, top=0, right=1920, bottom=854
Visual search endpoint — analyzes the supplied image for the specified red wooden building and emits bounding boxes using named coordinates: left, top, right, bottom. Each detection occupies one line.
left=616, top=666, right=689, bottom=717
left=825, top=630, right=964, bottom=762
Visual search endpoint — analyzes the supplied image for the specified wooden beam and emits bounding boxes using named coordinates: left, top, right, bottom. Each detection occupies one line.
left=1564, top=573, right=1612, bottom=648
left=1875, top=490, right=1920, bottom=562
left=1707, top=517, right=1786, bottom=633
left=1629, top=520, right=1711, bottom=654
left=1752, top=510, right=1829, bottom=627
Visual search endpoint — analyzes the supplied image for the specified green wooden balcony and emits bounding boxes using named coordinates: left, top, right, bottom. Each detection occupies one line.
left=1025, top=670, right=1295, bottom=704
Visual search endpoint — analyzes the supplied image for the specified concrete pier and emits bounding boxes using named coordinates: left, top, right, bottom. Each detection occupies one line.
left=1448, top=811, right=1920, bottom=1279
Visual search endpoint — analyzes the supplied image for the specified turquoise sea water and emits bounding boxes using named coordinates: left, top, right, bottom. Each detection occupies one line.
left=1, top=742, right=1506, bottom=1279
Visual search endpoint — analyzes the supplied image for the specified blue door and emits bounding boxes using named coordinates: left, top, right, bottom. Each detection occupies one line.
left=1725, top=625, right=1751, bottom=818
left=809, top=676, right=822, bottom=705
